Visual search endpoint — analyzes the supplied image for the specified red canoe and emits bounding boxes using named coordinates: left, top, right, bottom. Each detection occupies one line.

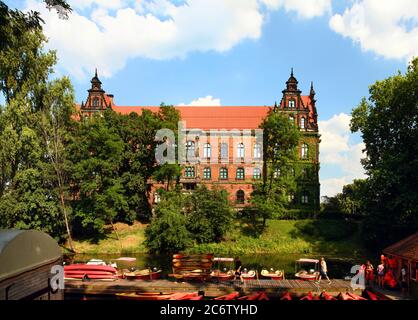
left=280, top=292, right=292, bottom=300
left=64, top=264, right=118, bottom=280
left=337, top=292, right=354, bottom=300
left=347, top=292, right=367, bottom=300
left=214, top=292, right=239, bottom=300
left=300, top=292, right=313, bottom=300
left=320, top=291, right=337, bottom=300
left=238, top=292, right=267, bottom=300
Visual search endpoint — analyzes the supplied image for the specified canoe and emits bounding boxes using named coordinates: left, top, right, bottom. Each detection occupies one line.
left=214, top=292, right=239, bottom=300
left=65, top=274, right=117, bottom=280
left=347, top=292, right=367, bottom=300
left=188, top=295, right=203, bottom=300
left=337, top=292, right=354, bottom=300
left=320, top=291, right=337, bottom=300
left=173, top=262, right=212, bottom=268
left=169, top=292, right=199, bottom=300
left=173, top=254, right=214, bottom=260
left=173, top=258, right=211, bottom=263
left=238, top=292, right=261, bottom=300
left=280, top=292, right=292, bottom=300
left=64, top=264, right=117, bottom=273
left=115, top=292, right=175, bottom=301
left=300, top=292, right=313, bottom=300
left=124, top=269, right=162, bottom=280
left=363, top=289, right=389, bottom=300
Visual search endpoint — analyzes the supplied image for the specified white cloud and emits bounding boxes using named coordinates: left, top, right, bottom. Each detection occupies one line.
left=26, top=0, right=332, bottom=79
left=329, top=0, right=418, bottom=62
left=319, top=113, right=366, bottom=198
left=178, top=95, right=221, bottom=106
left=260, top=0, right=332, bottom=19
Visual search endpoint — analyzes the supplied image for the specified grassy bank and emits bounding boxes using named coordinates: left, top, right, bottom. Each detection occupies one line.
left=68, top=219, right=368, bottom=257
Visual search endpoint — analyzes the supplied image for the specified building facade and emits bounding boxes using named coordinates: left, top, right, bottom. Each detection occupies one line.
left=79, top=70, right=320, bottom=212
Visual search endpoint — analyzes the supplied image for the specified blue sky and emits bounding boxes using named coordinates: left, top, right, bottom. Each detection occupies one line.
left=8, top=0, right=417, bottom=197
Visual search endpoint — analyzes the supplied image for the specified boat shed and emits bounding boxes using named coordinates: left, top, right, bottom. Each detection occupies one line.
left=0, top=229, right=63, bottom=300
left=383, top=232, right=418, bottom=297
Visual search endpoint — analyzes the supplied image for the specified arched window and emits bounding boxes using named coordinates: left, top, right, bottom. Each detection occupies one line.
left=203, top=143, right=211, bottom=158
left=301, top=143, right=309, bottom=160
left=289, top=99, right=295, bottom=108
left=236, top=190, right=245, bottom=204
left=184, top=166, right=195, bottom=178
left=253, top=167, right=261, bottom=179
left=301, top=191, right=309, bottom=204
left=237, top=143, right=245, bottom=158
left=154, top=192, right=161, bottom=204
left=220, top=143, right=228, bottom=160
left=203, top=167, right=211, bottom=179
left=253, top=143, right=262, bottom=160
left=236, top=167, right=245, bottom=180
left=219, top=167, right=228, bottom=180
left=300, top=117, right=306, bottom=129
left=186, top=140, right=195, bottom=159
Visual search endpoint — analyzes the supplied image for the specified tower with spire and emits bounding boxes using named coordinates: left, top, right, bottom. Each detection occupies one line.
left=80, top=69, right=114, bottom=115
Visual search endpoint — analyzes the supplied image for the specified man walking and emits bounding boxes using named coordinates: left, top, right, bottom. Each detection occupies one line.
left=316, top=257, right=332, bottom=285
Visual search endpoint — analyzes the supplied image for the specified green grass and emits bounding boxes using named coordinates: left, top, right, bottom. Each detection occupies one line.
left=68, top=219, right=368, bottom=257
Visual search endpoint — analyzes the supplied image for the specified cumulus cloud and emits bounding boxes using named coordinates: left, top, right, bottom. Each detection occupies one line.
left=319, top=113, right=366, bottom=198
left=329, top=0, right=418, bottom=62
left=25, top=0, right=332, bottom=79
left=260, top=0, right=332, bottom=19
left=178, top=95, right=221, bottom=106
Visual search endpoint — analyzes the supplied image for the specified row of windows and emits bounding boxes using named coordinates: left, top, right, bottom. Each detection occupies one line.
left=288, top=116, right=307, bottom=129
left=185, top=166, right=313, bottom=180
left=154, top=190, right=310, bottom=205
left=185, top=142, right=309, bottom=160
left=186, top=142, right=262, bottom=159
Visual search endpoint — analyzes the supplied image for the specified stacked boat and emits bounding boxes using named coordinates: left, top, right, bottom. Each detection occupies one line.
left=64, top=263, right=118, bottom=281
left=170, top=253, right=214, bottom=281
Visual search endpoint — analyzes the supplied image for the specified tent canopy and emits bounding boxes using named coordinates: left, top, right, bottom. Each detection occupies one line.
left=0, top=229, right=62, bottom=282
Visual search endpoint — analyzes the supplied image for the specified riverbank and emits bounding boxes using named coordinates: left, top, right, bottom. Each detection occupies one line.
left=66, top=219, right=368, bottom=257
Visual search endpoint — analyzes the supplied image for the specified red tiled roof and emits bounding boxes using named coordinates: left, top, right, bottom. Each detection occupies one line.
left=113, top=105, right=272, bottom=130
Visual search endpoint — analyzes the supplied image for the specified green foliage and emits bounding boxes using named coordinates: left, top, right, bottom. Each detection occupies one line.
left=350, top=58, right=418, bottom=249
left=145, top=186, right=234, bottom=253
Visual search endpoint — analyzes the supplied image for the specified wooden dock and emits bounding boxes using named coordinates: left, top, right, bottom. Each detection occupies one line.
left=65, top=279, right=360, bottom=298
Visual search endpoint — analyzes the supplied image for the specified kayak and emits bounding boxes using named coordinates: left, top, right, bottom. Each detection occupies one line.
left=337, top=292, right=354, bottom=300
left=115, top=292, right=175, bottom=301
left=64, top=264, right=117, bottom=273
left=300, top=291, right=313, bottom=300
left=280, top=292, right=292, bottom=300
left=320, top=291, right=337, bottom=300
left=347, top=292, right=367, bottom=300
left=238, top=292, right=268, bottom=301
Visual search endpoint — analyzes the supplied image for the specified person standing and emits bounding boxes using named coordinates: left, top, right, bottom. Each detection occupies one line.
left=365, top=260, right=375, bottom=285
left=400, top=265, right=408, bottom=295
left=377, top=261, right=385, bottom=288
left=234, top=256, right=243, bottom=283
left=316, top=257, right=331, bottom=285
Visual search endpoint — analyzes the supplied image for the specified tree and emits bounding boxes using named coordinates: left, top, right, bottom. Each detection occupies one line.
left=247, top=110, right=300, bottom=227
left=350, top=58, right=418, bottom=249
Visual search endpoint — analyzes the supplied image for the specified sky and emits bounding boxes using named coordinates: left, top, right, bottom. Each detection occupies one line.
left=8, top=0, right=418, bottom=198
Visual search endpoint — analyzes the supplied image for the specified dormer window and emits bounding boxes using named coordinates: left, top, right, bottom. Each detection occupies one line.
left=288, top=99, right=295, bottom=108
left=93, top=97, right=99, bottom=107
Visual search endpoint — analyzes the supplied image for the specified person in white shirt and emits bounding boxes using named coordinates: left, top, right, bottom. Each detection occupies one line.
left=316, top=257, right=331, bottom=285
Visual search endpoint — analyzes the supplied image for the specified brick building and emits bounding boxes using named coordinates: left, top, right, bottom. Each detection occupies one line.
left=79, top=69, right=320, bottom=212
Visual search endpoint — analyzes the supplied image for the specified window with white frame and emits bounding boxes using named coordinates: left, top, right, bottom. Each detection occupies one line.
left=289, top=99, right=295, bottom=108
left=154, top=192, right=161, bottom=203
left=253, top=167, right=262, bottom=179
left=301, top=143, right=309, bottom=160
left=301, top=191, right=309, bottom=204
left=253, top=143, right=262, bottom=160
left=300, top=117, right=306, bottom=129
left=203, top=143, right=211, bottom=158
left=219, top=167, right=228, bottom=180
left=186, top=140, right=195, bottom=160
left=237, top=143, right=245, bottom=158
left=220, top=143, right=228, bottom=160
left=236, top=167, right=245, bottom=180
left=184, top=166, right=195, bottom=178
left=203, top=167, right=211, bottom=179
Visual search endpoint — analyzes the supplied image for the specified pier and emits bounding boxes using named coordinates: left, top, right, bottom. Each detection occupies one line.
left=64, top=279, right=361, bottom=298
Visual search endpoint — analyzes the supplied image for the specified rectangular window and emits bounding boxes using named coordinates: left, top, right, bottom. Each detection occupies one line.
left=203, top=167, right=211, bottom=179
left=219, top=168, right=228, bottom=180
left=236, top=168, right=245, bottom=180
left=184, top=166, right=195, bottom=178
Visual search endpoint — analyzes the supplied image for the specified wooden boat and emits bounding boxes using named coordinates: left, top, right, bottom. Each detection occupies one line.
left=320, top=291, right=337, bottom=300
left=210, top=270, right=234, bottom=281
left=346, top=292, right=367, bottom=300
left=115, top=292, right=176, bottom=301
left=173, top=253, right=214, bottom=260
left=241, top=270, right=256, bottom=280
left=124, top=269, right=162, bottom=280
left=280, top=292, right=292, bottom=300
left=214, top=292, right=239, bottom=300
left=260, top=269, right=284, bottom=280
